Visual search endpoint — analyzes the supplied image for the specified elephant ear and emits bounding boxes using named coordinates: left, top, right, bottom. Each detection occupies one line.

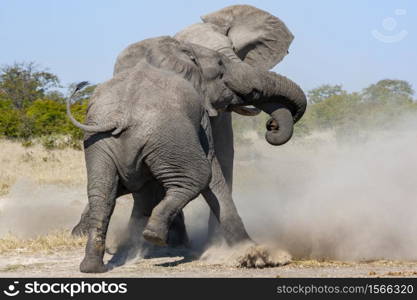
left=201, top=5, right=294, bottom=70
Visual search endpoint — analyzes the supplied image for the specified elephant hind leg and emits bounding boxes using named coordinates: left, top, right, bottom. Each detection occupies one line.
left=142, top=142, right=212, bottom=246
left=80, top=154, right=119, bottom=273
left=167, top=210, right=189, bottom=247
left=143, top=189, right=203, bottom=247
left=72, top=181, right=128, bottom=237
left=111, top=181, right=160, bottom=264
left=112, top=178, right=190, bottom=267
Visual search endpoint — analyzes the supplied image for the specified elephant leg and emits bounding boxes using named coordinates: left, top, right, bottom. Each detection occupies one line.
left=167, top=210, right=189, bottom=247
left=114, top=189, right=150, bottom=258
left=202, top=156, right=252, bottom=246
left=143, top=187, right=206, bottom=247
left=72, top=183, right=128, bottom=237
left=115, top=179, right=189, bottom=262
left=202, top=156, right=290, bottom=268
left=142, top=140, right=211, bottom=247
left=136, top=179, right=189, bottom=247
left=109, top=189, right=150, bottom=266
left=207, top=112, right=234, bottom=244
left=80, top=154, right=119, bottom=273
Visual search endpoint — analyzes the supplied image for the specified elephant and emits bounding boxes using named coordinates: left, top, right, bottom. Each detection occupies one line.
left=71, top=6, right=306, bottom=255
left=67, top=33, right=306, bottom=273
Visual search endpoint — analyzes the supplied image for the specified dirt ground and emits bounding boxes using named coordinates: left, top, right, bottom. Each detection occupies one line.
left=2, top=139, right=417, bottom=278
left=1, top=248, right=417, bottom=278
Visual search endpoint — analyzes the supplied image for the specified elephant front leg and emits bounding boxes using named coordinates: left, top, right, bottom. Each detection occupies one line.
left=202, top=156, right=252, bottom=246
left=207, top=111, right=234, bottom=245
left=202, top=156, right=291, bottom=268
left=80, top=158, right=119, bottom=273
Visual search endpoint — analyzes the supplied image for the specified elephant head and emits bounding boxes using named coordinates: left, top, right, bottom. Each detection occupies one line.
left=175, top=5, right=306, bottom=145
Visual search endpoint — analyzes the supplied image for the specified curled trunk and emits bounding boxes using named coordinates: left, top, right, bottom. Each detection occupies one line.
left=225, top=61, right=307, bottom=146
left=255, top=102, right=294, bottom=146
left=255, top=72, right=307, bottom=145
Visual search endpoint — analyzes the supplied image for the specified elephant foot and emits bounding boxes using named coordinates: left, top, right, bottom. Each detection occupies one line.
left=80, top=257, right=107, bottom=273
left=143, top=228, right=167, bottom=247
left=237, top=245, right=291, bottom=268
left=143, top=214, right=169, bottom=246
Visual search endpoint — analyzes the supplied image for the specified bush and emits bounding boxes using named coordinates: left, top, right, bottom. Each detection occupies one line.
left=26, top=99, right=67, bottom=136
left=0, top=99, right=21, bottom=138
left=0, top=94, right=87, bottom=145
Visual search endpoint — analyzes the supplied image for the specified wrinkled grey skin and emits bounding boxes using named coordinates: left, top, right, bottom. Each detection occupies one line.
left=73, top=5, right=306, bottom=241
left=69, top=6, right=307, bottom=272
left=68, top=35, right=306, bottom=273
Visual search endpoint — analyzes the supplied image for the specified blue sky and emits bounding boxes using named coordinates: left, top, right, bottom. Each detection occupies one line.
left=1, top=0, right=416, bottom=93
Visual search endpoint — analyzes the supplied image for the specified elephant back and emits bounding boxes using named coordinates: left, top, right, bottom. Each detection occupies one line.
left=113, top=36, right=171, bottom=75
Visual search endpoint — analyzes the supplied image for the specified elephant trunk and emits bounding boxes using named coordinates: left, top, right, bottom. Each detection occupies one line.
left=261, top=72, right=307, bottom=123
left=225, top=61, right=307, bottom=146
left=255, top=72, right=307, bottom=145
left=256, top=102, right=294, bottom=145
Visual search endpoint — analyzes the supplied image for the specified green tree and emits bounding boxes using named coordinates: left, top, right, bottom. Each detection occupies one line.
left=361, top=79, right=414, bottom=104
left=63, top=98, right=88, bottom=140
left=310, top=93, right=361, bottom=130
left=0, top=62, right=60, bottom=109
left=307, top=84, right=346, bottom=104
left=0, top=97, right=21, bottom=137
left=26, top=99, right=67, bottom=136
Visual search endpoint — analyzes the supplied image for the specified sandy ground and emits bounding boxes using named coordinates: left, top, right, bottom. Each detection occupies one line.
left=0, top=248, right=417, bottom=278
left=2, top=136, right=417, bottom=278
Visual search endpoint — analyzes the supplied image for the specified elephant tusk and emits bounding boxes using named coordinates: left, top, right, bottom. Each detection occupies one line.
left=230, top=106, right=262, bottom=116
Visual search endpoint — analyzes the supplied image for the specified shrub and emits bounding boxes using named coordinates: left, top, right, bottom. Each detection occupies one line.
left=26, top=99, right=67, bottom=136
left=0, top=99, right=21, bottom=138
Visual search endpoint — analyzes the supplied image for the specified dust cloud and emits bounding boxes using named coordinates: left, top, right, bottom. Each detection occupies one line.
left=0, top=116, right=416, bottom=262
left=230, top=115, right=417, bottom=261
left=0, top=179, right=86, bottom=237
left=0, top=179, right=132, bottom=245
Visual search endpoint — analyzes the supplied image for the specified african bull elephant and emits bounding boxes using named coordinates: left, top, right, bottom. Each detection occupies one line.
left=71, top=5, right=306, bottom=254
left=67, top=34, right=306, bottom=272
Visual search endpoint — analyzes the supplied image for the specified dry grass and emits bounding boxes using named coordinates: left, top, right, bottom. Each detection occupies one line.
left=0, top=230, right=86, bottom=254
left=0, top=139, right=85, bottom=195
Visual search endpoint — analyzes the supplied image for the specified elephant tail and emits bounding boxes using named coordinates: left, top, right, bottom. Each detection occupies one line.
left=66, top=82, right=126, bottom=135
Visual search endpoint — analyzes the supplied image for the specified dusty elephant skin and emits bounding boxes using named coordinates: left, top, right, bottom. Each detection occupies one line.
left=68, top=5, right=307, bottom=273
